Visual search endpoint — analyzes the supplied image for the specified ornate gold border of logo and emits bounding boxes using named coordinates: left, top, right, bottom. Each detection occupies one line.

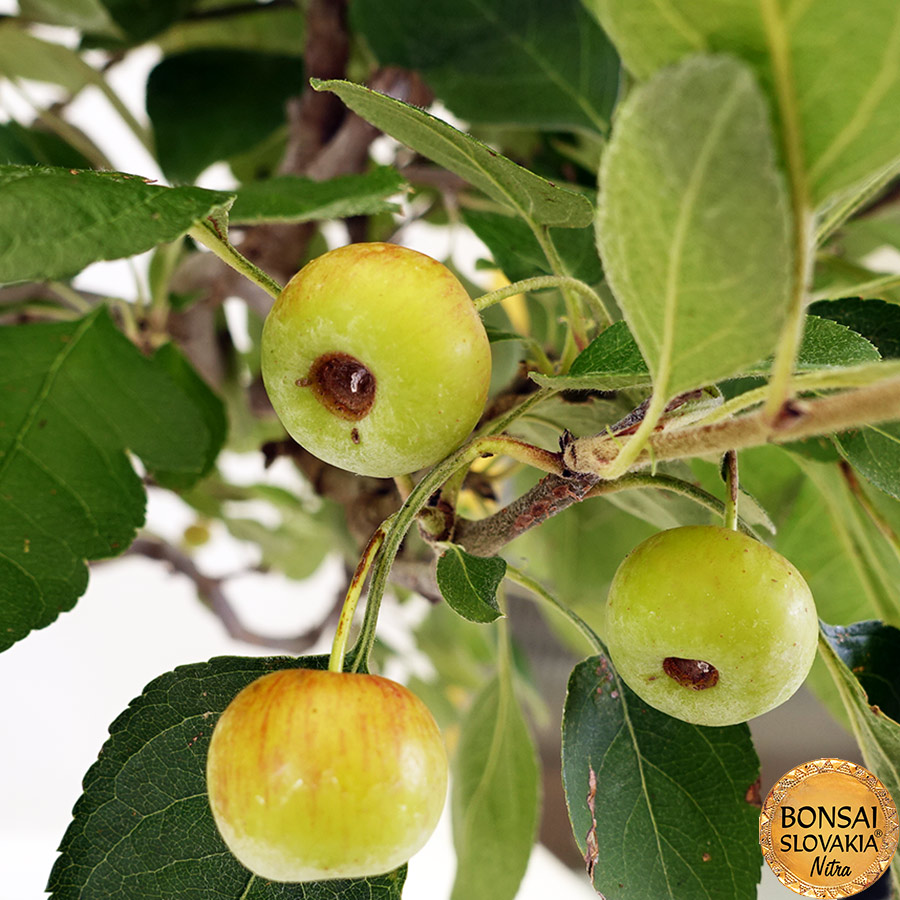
left=759, top=758, right=899, bottom=898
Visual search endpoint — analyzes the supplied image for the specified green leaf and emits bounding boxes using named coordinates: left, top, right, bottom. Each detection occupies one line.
left=312, top=78, right=593, bottom=228
left=224, top=510, right=334, bottom=582
left=436, top=545, right=506, bottom=624
left=352, top=0, right=618, bottom=134
left=748, top=452, right=900, bottom=627
left=809, top=298, right=900, bottom=359
left=778, top=315, right=881, bottom=370
left=150, top=342, right=227, bottom=490
left=48, top=655, right=407, bottom=899
left=589, top=0, right=900, bottom=208
left=18, top=0, right=120, bottom=36
left=0, top=23, right=100, bottom=93
left=597, top=55, right=793, bottom=398
left=0, top=309, right=226, bottom=652
left=562, top=654, right=761, bottom=900
left=816, top=160, right=900, bottom=246
left=450, top=672, right=540, bottom=900
left=532, top=315, right=873, bottom=392
left=147, top=50, right=304, bottom=184
left=484, top=325, right=524, bottom=344
left=837, top=205, right=900, bottom=264
left=796, top=313, right=900, bottom=501
left=812, top=269, right=900, bottom=305
left=157, top=2, right=305, bottom=55
left=532, top=320, right=650, bottom=391
left=0, top=121, right=92, bottom=169
left=822, top=621, right=900, bottom=722
left=462, top=208, right=602, bottom=284
left=834, top=424, right=900, bottom=501
left=0, top=165, right=233, bottom=284
left=812, top=256, right=900, bottom=307
left=98, top=0, right=194, bottom=44
left=818, top=627, right=900, bottom=899
left=229, top=169, right=405, bottom=225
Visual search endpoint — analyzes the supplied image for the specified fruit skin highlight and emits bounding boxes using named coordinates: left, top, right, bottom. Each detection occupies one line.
left=261, top=242, right=492, bottom=478
left=206, top=668, right=449, bottom=882
left=604, top=525, right=818, bottom=727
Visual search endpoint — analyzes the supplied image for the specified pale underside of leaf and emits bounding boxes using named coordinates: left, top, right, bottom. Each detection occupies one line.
left=592, top=0, right=900, bottom=209
left=597, top=55, right=793, bottom=398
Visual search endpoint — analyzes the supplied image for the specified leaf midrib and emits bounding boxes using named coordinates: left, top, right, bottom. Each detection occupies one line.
left=656, top=69, right=747, bottom=397
left=0, top=310, right=97, bottom=485
left=463, top=0, right=609, bottom=132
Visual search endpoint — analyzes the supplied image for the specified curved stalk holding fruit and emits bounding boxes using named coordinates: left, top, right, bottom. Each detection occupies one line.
left=328, top=518, right=392, bottom=673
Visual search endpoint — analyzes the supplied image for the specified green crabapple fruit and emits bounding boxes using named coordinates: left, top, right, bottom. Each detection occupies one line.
left=604, top=525, right=818, bottom=727
left=206, top=668, right=448, bottom=882
left=261, top=242, right=492, bottom=478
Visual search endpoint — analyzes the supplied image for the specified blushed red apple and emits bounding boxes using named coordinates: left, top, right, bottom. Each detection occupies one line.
left=206, top=668, right=449, bottom=881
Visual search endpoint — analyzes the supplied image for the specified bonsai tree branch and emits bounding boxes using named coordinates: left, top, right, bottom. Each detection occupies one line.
left=453, top=469, right=758, bottom=558
left=564, top=375, right=900, bottom=477
left=123, top=537, right=339, bottom=653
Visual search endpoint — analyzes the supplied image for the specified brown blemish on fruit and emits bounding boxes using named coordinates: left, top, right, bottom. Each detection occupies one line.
left=302, top=352, right=376, bottom=420
left=663, top=657, right=719, bottom=690
left=350, top=428, right=360, bottom=444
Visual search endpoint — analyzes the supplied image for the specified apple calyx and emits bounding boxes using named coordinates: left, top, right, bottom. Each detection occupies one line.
left=298, top=351, right=376, bottom=421
left=662, top=656, right=719, bottom=690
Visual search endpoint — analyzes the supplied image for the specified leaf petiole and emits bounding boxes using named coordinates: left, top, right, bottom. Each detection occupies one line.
left=188, top=220, right=283, bottom=300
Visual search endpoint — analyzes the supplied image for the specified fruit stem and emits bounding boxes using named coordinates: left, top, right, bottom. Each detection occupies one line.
left=328, top=518, right=392, bottom=673
left=188, top=220, right=283, bottom=300
left=505, top=564, right=604, bottom=655
left=723, top=450, right=739, bottom=532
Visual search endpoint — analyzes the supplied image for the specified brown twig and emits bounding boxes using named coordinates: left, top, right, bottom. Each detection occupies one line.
left=565, top=377, right=900, bottom=477
left=454, top=471, right=599, bottom=557
left=124, top=536, right=339, bottom=652
left=280, top=0, right=350, bottom=176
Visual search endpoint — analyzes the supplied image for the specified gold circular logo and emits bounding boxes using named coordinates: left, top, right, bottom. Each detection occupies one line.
left=759, top=758, right=898, bottom=897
